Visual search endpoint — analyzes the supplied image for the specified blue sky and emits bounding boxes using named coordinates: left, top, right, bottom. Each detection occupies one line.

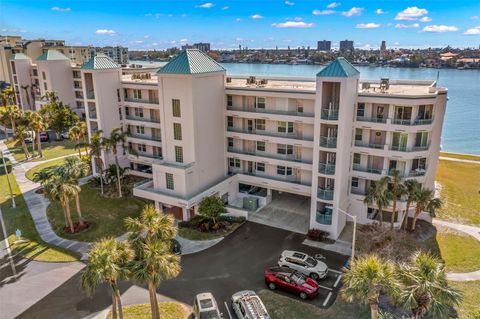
left=1, top=0, right=480, bottom=50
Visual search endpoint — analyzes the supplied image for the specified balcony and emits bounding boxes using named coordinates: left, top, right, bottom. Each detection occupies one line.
left=320, top=109, right=339, bottom=121
left=86, top=90, right=95, bottom=99
left=356, top=116, right=387, bottom=124
left=352, top=163, right=383, bottom=175
left=88, top=110, right=97, bottom=119
left=154, top=159, right=194, bottom=170
left=351, top=188, right=367, bottom=196
left=124, top=98, right=159, bottom=105
left=227, top=127, right=314, bottom=142
left=317, top=188, right=334, bottom=201
left=316, top=211, right=333, bottom=225
left=392, top=118, right=434, bottom=126
left=319, top=136, right=337, bottom=148
left=230, top=169, right=311, bottom=186
left=226, top=105, right=314, bottom=118
left=127, top=133, right=161, bottom=142
left=354, top=140, right=385, bottom=150
left=389, top=144, right=430, bottom=152
left=126, top=115, right=160, bottom=123
left=227, top=147, right=312, bottom=164
left=318, top=163, right=335, bottom=175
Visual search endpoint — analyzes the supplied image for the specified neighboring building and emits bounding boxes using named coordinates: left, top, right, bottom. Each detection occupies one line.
left=90, top=46, right=129, bottom=65
left=317, top=40, right=331, bottom=52
left=380, top=41, right=387, bottom=52
left=193, top=42, right=211, bottom=52
left=339, top=40, right=354, bottom=52
left=78, top=50, right=446, bottom=240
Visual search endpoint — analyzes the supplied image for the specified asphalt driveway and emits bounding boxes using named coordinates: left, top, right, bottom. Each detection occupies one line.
left=16, top=222, right=348, bottom=318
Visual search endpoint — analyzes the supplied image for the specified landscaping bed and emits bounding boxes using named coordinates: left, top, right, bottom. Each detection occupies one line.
left=25, top=157, right=67, bottom=181
left=5, top=139, right=78, bottom=162
left=106, top=302, right=191, bottom=319
left=178, top=215, right=245, bottom=241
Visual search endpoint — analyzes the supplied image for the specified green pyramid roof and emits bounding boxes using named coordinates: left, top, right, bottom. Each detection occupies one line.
left=36, top=49, right=70, bottom=61
left=11, top=53, right=30, bottom=60
left=81, top=53, right=120, bottom=70
left=158, top=49, right=225, bottom=75
left=317, top=57, right=360, bottom=77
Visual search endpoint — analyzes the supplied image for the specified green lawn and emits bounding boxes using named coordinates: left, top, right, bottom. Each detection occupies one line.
left=436, top=159, right=480, bottom=225
left=5, top=139, right=80, bottom=162
left=440, top=152, right=480, bottom=162
left=25, top=157, right=67, bottom=181
left=47, top=183, right=144, bottom=242
left=106, top=302, right=190, bottom=319
left=449, top=281, right=480, bottom=319
left=0, top=172, right=79, bottom=262
left=258, top=289, right=370, bottom=319
left=436, top=229, right=480, bottom=272
left=178, top=222, right=243, bottom=241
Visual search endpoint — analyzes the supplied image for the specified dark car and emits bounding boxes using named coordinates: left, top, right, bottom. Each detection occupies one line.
left=264, top=267, right=319, bottom=300
left=39, top=132, right=49, bottom=142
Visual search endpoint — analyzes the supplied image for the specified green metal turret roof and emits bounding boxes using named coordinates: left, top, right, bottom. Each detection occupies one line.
left=81, top=53, right=120, bottom=70
left=317, top=57, right=360, bottom=77
left=11, top=53, right=30, bottom=60
left=36, top=49, right=70, bottom=61
left=158, top=49, right=225, bottom=75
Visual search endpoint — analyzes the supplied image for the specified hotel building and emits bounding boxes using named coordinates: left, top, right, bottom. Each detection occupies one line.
left=4, top=49, right=447, bottom=239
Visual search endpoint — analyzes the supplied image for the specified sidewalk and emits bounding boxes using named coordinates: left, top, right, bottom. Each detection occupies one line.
left=439, top=156, right=480, bottom=165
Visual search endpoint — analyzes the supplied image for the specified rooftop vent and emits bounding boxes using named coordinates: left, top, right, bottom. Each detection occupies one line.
left=380, top=78, right=390, bottom=92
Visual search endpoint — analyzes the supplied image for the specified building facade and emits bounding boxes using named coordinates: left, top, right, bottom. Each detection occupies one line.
left=317, top=40, right=331, bottom=52
left=339, top=40, right=354, bottom=52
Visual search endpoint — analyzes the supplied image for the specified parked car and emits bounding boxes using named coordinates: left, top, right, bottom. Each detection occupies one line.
left=40, top=132, right=49, bottom=142
left=278, top=250, right=328, bottom=280
left=264, top=266, right=319, bottom=300
left=193, top=292, right=222, bottom=319
left=231, top=290, right=270, bottom=319
left=24, top=137, right=33, bottom=144
left=60, top=131, right=69, bottom=139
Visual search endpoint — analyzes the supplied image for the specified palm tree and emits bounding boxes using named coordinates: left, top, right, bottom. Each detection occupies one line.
left=62, top=157, right=90, bottom=225
left=389, top=170, right=407, bottom=230
left=401, top=180, right=421, bottom=231
left=342, top=254, right=399, bottom=319
left=69, top=122, right=88, bottom=157
left=3, top=104, right=21, bottom=140
left=1, top=86, right=16, bottom=106
left=125, top=205, right=181, bottom=319
left=14, top=124, right=31, bottom=159
left=411, top=187, right=442, bottom=231
left=27, top=111, right=46, bottom=158
left=0, top=107, right=10, bottom=138
left=82, top=238, right=134, bottom=319
left=43, top=175, right=77, bottom=233
left=364, top=177, right=392, bottom=226
left=88, top=130, right=105, bottom=195
left=103, top=128, right=126, bottom=198
left=397, top=252, right=462, bottom=319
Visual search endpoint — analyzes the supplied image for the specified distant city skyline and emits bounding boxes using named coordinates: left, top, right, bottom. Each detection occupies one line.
left=1, top=0, right=480, bottom=50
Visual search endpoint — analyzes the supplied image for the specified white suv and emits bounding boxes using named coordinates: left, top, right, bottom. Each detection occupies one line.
left=193, top=292, right=222, bottom=319
left=231, top=290, right=270, bottom=319
left=278, top=250, right=328, bottom=280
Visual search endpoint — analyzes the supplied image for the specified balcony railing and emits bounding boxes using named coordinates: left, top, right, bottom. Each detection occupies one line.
left=389, top=144, right=430, bottom=152
left=126, top=115, right=160, bottom=123
left=229, top=169, right=311, bottom=186
left=127, top=133, right=161, bottom=142
left=86, top=90, right=95, bottom=99
left=316, top=211, right=333, bottom=225
left=319, top=136, right=337, bottom=148
left=320, top=109, right=339, bottom=121
left=317, top=188, right=334, bottom=201
left=226, top=106, right=314, bottom=118
left=354, top=140, right=385, bottom=149
left=318, top=163, right=336, bottom=175
left=227, top=147, right=312, bottom=164
left=124, top=97, right=159, bottom=105
left=88, top=110, right=97, bottom=119
left=154, top=159, right=194, bottom=169
left=392, top=118, right=434, bottom=126
left=227, top=127, right=314, bottom=141
left=351, top=188, right=367, bottom=196
left=352, top=163, right=383, bottom=175
left=356, top=116, right=387, bottom=124
left=408, top=169, right=427, bottom=177
left=130, top=152, right=162, bottom=160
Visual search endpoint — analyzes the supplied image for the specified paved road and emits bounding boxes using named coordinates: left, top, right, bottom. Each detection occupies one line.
left=16, top=222, right=348, bottom=319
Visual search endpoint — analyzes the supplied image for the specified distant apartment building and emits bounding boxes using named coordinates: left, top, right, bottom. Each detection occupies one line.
left=90, top=46, right=129, bottom=65
left=182, top=42, right=211, bottom=52
left=42, top=49, right=445, bottom=240
left=380, top=41, right=387, bottom=52
left=339, top=40, right=354, bottom=52
left=317, top=40, right=331, bottom=52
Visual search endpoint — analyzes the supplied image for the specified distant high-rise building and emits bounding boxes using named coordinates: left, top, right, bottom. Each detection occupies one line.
left=317, top=40, right=331, bottom=52
left=192, top=42, right=211, bottom=52
left=339, top=40, right=354, bottom=52
left=380, top=41, right=386, bottom=51
left=90, top=46, right=129, bottom=65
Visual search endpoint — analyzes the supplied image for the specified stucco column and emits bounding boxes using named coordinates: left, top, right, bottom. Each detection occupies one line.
left=182, top=207, right=189, bottom=221
left=155, top=201, right=163, bottom=213
left=266, top=188, right=272, bottom=204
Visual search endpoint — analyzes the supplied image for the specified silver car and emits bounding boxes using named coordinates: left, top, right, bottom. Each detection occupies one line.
left=193, top=292, right=222, bottom=319
left=278, top=250, right=328, bottom=280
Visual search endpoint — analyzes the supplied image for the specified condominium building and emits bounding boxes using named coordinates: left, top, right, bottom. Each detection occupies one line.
left=6, top=48, right=447, bottom=239
left=339, top=40, right=354, bottom=52
left=89, top=46, right=129, bottom=65
left=317, top=40, right=331, bottom=52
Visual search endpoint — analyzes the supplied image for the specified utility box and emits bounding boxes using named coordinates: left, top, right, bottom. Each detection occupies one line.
left=243, top=197, right=259, bottom=211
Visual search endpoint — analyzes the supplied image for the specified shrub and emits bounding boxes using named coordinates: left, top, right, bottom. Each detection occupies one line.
left=198, top=197, right=226, bottom=224
left=218, top=215, right=246, bottom=223
left=0, top=158, right=12, bottom=175
left=307, top=228, right=330, bottom=242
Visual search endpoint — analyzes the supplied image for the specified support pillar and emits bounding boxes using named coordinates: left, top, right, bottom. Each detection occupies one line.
left=182, top=207, right=189, bottom=221
left=266, top=188, right=273, bottom=204
left=155, top=201, right=163, bottom=213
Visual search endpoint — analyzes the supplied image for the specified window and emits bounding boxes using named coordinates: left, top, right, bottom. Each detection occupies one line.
left=124, top=88, right=128, bottom=99
left=256, top=97, right=265, bottom=109
left=118, top=107, right=122, bottom=120
left=42, top=72, right=46, bottom=80
left=277, top=144, right=293, bottom=155
left=353, top=153, right=361, bottom=165
left=415, top=132, right=428, bottom=147
left=172, top=99, right=181, bottom=117
left=227, top=137, right=233, bottom=148
left=228, top=158, right=240, bottom=168
left=412, top=158, right=427, bottom=171
left=227, top=95, right=233, bottom=107
left=166, top=173, right=174, bottom=190
left=278, top=121, right=294, bottom=133
left=137, top=144, right=146, bottom=152
left=133, top=89, right=142, bottom=99
left=43, top=82, right=48, bottom=91
left=175, top=146, right=183, bottom=163
left=255, top=119, right=265, bottom=130
left=173, top=123, right=182, bottom=140
left=351, top=177, right=359, bottom=188
left=277, top=166, right=293, bottom=176
left=355, top=128, right=363, bottom=141
left=135, top=126, right=145, bottom=134
left=125, top=107, right=130, bottom=116
left=134, top=108, right=143, bottom=117
left=227, top=116, right=233, bottom=128
left=256, top=162, right=265, bottom=172
left=357, top=103, right=365, bottom=117
left=256, top=141, right=265, bottom=152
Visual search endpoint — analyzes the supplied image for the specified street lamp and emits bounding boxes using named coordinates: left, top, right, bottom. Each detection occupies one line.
left=337, top=208, right=356, bottom=260
left=0, top=150, right=16, bottom=208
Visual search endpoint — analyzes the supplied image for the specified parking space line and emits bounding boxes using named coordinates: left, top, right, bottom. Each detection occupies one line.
left=329, top=269, right=343, bottom=275
left=333, top=275, right=343, bottom=288
left=224, top=301, right=233, bottom=319
left=318, top=284, right=333, bottom=291
left=323, top=292, right=333, bottom=307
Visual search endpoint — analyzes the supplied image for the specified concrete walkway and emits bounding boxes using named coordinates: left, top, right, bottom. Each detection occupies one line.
left=439, top=156, right=480, bottom=165
left=433, top=219, right=480, bottom=281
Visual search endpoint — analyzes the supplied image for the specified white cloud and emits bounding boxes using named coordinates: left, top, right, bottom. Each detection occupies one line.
left=236, top=37, right=243, bottom=41
left=422, top=25, right=459, bottom=33
left=51, top=6, right=71, bottom=12
left=395, top=23, right=419, bottom=29
left=393, top=42, right=400, bottom=45
left=327, top=2, right=340, bottom=9
left=95, top=29, right=116, bottom=35
left=235, top=18, right=242, bottom=22
left=464, top=26, right=480, bottom=35
left=419, top=16, right=432, bottom=22
left=1, top=28, right=28, bottom=33
left=342, top=7, right=363, bottom=17
left=395, top=7, right=428, bottom=21
left=471, top=16, right=479, bottom=20
left=196, top=2, right=214, bottom=8
left=375, top=9, right=386, bottom=15
left=356, top=23, right=381, bottom=29
left=251, top=14, right=264, bottom=19
left=312, top=9, right=335, bottom=16
left=294, top=17, right=302, bottom=21
left=285, top=1, right=295, bottom=6
left=221, top=6, right=229, bottom=10
left=144, top=35, right=150, bottom=38
left=180, top=38, right=188, bottom=43
left=272, top=21, right=314, bottom=28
